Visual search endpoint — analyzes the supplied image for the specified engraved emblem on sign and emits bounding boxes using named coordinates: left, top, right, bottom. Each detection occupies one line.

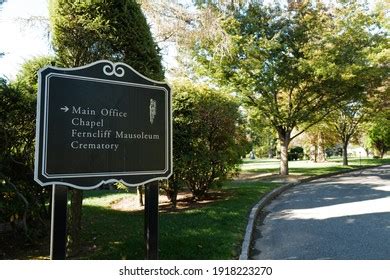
left=150, top=99, right=156, bottom=124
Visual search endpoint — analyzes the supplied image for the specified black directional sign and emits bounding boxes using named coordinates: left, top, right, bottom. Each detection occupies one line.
left=34, top=60, right=172, bottom=189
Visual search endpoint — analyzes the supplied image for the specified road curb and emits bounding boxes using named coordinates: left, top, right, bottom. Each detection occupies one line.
left=238, top=164, right=383, bottom=260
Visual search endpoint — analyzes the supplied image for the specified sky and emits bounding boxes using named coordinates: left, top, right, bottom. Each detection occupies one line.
left=0, top=0, right=381, bottom=80
left=0, top=0, right=52, bottom=79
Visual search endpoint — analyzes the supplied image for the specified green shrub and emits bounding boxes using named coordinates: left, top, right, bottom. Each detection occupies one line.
left=0, top=78, right=50, bottom=238
left=165, top=81, right=247, bottom=204
left=288, top=146, right=304, bottom=161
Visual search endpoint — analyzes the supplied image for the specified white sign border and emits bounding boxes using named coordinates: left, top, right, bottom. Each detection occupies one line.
left=34, top=60, right=173, bottom=190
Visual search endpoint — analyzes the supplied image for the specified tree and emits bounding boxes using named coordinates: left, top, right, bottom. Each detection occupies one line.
left=1, top=78, right=38, bottom=235
left=49, top=0, right=164, bottom=80
left=368, top=112, right=390, bottom=158
left=0, top=56, right=54, bottom=239
left=49, top=0, right=164, bottom=256
left=163, top=80, right=247, bottom=205
left=192, top=0, right=388, bottom=174
left=322, top=0, right=389, bottom=165
left=139, top=0, right=250, bottom=78
left=331, top=104, right=366, bottom=165
left=191, top=2, right=331, bottom=174
left=16, top=56, right=57, bottom=92
left=296, top=123, right=337, bottom=162
left=246, top=109, right=277, bottom=158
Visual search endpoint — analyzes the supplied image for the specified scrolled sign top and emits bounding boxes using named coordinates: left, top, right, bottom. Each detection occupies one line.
left=102, top=62, right=125, bottom=77
left=34, top=60, right=172, bottom=190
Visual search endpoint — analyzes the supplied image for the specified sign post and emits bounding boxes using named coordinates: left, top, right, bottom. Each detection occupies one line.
left=34, top=60, right=172, bottom=260
left=50, top=185, right=68, bottom=260
left=144, top=182, right=159, bottom=259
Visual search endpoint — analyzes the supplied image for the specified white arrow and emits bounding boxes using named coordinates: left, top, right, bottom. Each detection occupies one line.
left=60, top=106, right=69, bottom=112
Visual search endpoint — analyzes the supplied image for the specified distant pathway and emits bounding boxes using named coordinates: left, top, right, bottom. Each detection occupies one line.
left=251, top=165, right=390, bottom=259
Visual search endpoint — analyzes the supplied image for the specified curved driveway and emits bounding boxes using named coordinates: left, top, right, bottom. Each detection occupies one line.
left=251, top=165, right=390, bottom=260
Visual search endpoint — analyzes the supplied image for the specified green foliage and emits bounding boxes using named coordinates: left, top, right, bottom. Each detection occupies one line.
left=313, top=0, right=388, bottom=164
left=166, top=81, right=247, bottom=201
left=0, top=77, right=50, bottom=237
left=192, top=0, right=388, bottom=174
left=0, top=56, right=55, bottom=238
left=49, top=0, right=164, bottom=80
left=16, top=56, right=57, bottom=94
left=0, top=57, right=56, bottom=240
left=288, top=146, right=304, bottom=161
left=368, top=115, right=390, bottom=158
left=246, top=109, right=277, bottom=158
left=308, top=0, right=388, bottom=163
left=193, top=2, right=336, bottom=174
left=195, top=2, right=334, bottom=126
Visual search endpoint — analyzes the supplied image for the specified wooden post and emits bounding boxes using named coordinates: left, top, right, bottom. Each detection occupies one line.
left=144, top=181, right=159, bottom=260
left=50, top=185, right=68, bottom=260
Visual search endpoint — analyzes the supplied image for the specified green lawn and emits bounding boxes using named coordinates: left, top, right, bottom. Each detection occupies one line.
left=78, top=181, right=279, bottom=260
left=7, top=156, right=388, bottom=260
left=241, top=157, right=390, bottom=176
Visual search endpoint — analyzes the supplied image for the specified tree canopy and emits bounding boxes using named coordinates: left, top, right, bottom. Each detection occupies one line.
left=191, top=0, right=388, bottom=174
left=368, top=98, right=390, bottom=158
left=49, top=0, right=164, bottom=80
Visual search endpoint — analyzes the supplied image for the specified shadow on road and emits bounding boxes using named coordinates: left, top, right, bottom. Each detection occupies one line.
left=251, top=165, right=390, bottom=260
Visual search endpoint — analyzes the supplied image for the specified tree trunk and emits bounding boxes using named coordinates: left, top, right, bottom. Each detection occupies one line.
left=67, top=189, right=83, bottom=257
left=278, top=130, right=291, bottom=175
left=309, top=145, right=317, bottom=162
left=317, top=132, right=326, bottom=162
left=280, top=143, right=289, bottom=175
left=317, top=145, right=326, bottom=162
left=268, top=148, right=273, bottom=158
left=342, top=141, right=349, bottom=166
left=364, top=148, right=369, bottom=157
left=166, top=186, right=178, bottom=210
left=137, top=185, right=144, bottom=207
left=268, top=137, right=274, bottom=158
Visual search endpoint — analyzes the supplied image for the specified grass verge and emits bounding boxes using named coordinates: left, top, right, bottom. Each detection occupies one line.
left=78, top=181, right=279, bottom=260
left=241, top=157, right=390, bottom=176
left=4, top=157, right=388, bottom=260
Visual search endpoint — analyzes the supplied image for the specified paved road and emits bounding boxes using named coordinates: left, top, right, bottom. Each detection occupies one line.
left=251, top=165, right=390, bottom=260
